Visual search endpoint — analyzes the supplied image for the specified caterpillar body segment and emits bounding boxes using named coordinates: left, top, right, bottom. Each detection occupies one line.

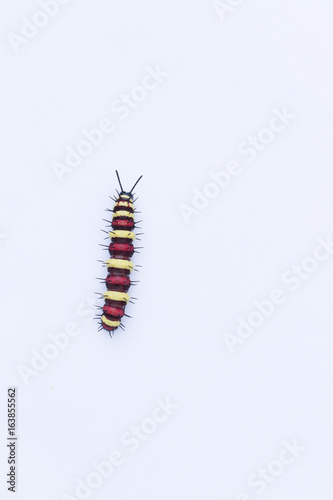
left=109, top=230, right=136, bottom=240
left=98, top=171, right=142, bottom=335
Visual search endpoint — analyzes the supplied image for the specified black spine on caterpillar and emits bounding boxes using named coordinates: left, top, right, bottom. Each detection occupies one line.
left=97, top=171, right=142, bottom=336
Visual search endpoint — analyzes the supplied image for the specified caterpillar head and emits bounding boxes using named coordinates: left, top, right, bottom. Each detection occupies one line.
left=119, top=192, right=133, bottom=201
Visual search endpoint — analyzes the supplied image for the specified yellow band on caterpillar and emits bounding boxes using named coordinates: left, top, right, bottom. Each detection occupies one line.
left=103, top=291, right=129, bottom=303
left=106, top=258, right=133, bottom=271
left=109, top=230, right=135, bottom=240
left=114, top=201, right=134, bottom=209
left=112, top=211, right=134, bottom=219
left=120, top=195, right=131, bottom=200
left=101, top=315, right=121, bottom=328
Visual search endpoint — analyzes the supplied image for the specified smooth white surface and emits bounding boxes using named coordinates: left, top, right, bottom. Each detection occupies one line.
left=1, top=0, right=333, bottom=498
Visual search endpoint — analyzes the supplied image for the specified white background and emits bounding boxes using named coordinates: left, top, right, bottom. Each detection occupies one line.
left=1, top=0, right=333, bottom=499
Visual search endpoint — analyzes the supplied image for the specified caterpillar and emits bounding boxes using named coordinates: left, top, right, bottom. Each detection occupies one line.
left=97, top=171, right=143, bottom=336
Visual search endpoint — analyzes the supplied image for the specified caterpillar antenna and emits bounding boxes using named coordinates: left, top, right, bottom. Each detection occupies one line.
left=115, top=170, right=123, bottom=192
left=130, top=175, right=143, bottom=194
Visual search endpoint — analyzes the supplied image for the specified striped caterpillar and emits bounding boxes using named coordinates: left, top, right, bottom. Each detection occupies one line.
left=97, top=171, right=143, bottom=336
